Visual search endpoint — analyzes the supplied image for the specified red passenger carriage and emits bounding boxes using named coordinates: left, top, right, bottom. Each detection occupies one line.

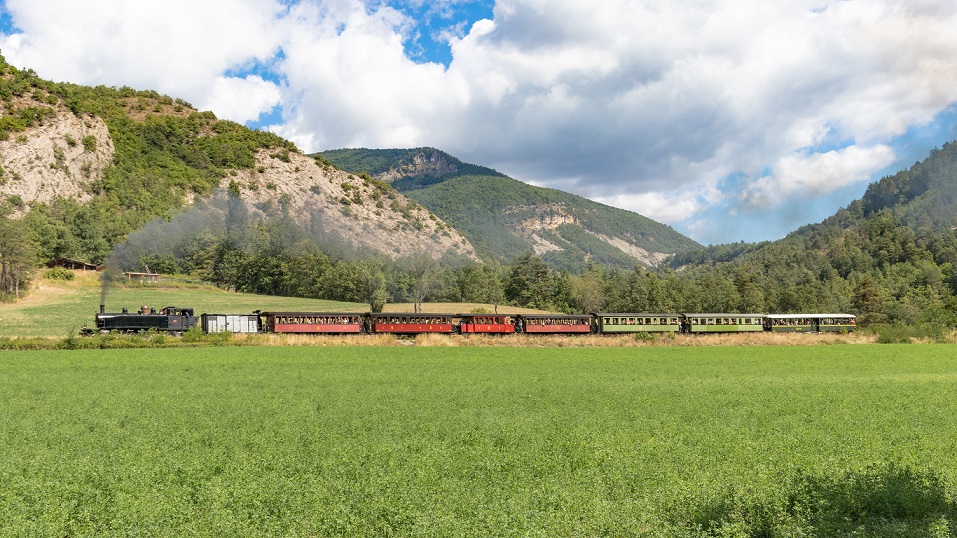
left=260, top=312, right=364, bottom=334
left=458, top=314, right=516, bottom=334
left=368, top=313, right=455, bottom=335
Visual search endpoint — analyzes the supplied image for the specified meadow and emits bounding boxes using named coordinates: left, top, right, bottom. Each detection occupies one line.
left=3, top=344, right=957, bottom=536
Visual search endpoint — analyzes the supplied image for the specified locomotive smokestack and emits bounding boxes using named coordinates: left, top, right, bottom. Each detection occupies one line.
left=100, top=304, right=105, bottom=314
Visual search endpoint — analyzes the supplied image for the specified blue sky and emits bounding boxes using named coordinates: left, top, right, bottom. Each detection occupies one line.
left=3, top=0, right=957, bottom=246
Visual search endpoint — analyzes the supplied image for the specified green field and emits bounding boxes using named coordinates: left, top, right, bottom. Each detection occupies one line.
left=3, top=344, right=957, bottom=536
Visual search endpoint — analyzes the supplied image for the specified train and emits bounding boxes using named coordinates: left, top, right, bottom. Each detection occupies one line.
left=85, top=305, right=856, bottom=336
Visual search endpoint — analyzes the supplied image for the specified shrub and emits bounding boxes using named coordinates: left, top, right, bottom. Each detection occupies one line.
left=45, top=267, right=75, bottom=280
left=81, top=135, right=96, bottom=152
left=633, top=331, right=655, bottom=342
left=871, top=324, right=914, bottom=344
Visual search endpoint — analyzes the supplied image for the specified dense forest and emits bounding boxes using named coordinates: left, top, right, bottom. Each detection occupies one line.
left=666, top=142, right=957, bottom=334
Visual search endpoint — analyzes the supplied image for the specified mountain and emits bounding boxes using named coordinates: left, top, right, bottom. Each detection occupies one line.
left=317, top=147, right=701, bottom=272
left=0, top=57, right=477, bottom=264
left=665, top=142, right=957, bottom=328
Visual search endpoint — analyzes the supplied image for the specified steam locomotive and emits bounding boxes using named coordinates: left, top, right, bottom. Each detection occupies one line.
left=85, top=304, right=199, bottom=335
left=85, top=305, right=856, bottom=336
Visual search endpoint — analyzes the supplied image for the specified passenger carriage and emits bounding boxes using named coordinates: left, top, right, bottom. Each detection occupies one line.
left=260, top=312, right=365, bottom=334
left=516, top=314, right=593, bottom=334
left=682, top=313, right=765, bottom=333
left=368, top=313, right=455, bottom=335
left=765, top=314, right=856, bottom=333
left=458, top=314, right=516, bottom=334
left=593, top=313, right=681, bottom=334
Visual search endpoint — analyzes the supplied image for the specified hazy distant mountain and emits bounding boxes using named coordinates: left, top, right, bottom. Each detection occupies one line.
left=318, top=147, right=701, bottom=272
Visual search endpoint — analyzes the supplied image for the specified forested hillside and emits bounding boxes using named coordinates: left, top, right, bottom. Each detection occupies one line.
left=0, top=56, right=477, bottom=302
left=661, top=142, right=957, bottom=332
left=319, top=147, right=701, bottom=272
left=0, top=58, right=293, bottom=264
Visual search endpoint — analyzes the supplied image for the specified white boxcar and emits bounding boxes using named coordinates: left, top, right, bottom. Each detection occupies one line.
left=201, top=313, right=260, bottom=334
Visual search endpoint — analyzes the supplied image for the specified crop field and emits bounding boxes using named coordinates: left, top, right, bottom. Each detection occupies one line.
left=3, top=344, right=957, bottom=536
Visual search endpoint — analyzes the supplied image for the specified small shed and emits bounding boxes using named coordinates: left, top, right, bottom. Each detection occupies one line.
left=47, top=258, right=101, bottom=271
left=123, top=272, right=161, bottom=284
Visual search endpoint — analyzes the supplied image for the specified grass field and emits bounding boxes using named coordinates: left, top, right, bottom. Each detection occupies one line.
left=3, top=344, right=957, bottom=536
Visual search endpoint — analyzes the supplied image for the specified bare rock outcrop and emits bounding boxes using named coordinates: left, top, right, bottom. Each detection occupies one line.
left=229, top=150, right=479, bottom=260
left=0, top=111, right=113, bottom=211
left=376, top=150, right=458, bottom=183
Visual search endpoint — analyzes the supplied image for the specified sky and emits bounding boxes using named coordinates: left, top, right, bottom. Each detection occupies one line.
left=2, top=0, right=957, bottom=245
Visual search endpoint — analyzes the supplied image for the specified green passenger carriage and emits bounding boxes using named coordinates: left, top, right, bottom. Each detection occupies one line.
left=765, top=314, right=856, bottom=333
left=593, top=313, right=681, bottom=334
left=683, top=313, right=765, bottom=333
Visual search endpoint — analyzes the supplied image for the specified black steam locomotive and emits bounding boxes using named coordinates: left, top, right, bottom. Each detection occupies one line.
left=84, top=304, right=199, bottom=335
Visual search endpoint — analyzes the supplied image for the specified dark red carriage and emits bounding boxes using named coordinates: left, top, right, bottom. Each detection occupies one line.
left=368, top=313, right=455, bottom=335
left=260, top=312, right=365, bottom=334
left=458, top=314, right=516, bottom=334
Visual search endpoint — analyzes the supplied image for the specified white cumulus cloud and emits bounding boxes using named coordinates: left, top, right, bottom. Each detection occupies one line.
left=3, top=0, right=957, bottom=241
left=202, top=76, right=283, bottom=125
left=741, top=145, right=897, bottom=210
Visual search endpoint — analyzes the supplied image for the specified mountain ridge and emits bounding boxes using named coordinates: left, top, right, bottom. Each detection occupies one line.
left=318, top=147, right=701, bottom=272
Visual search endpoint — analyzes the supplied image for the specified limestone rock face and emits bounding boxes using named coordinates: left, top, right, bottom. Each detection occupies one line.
left=225, top=150, right=479, bottom=260
left=376, top=150, right=458, bottom=183
left=0, top=111, right=114, bottom=211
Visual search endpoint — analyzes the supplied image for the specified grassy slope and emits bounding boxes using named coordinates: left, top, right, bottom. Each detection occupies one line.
left=2, top=345, right=956, bottom=535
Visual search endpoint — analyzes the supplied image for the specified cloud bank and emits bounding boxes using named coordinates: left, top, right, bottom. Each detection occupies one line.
left=3, top=0, right=957, bottom=243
